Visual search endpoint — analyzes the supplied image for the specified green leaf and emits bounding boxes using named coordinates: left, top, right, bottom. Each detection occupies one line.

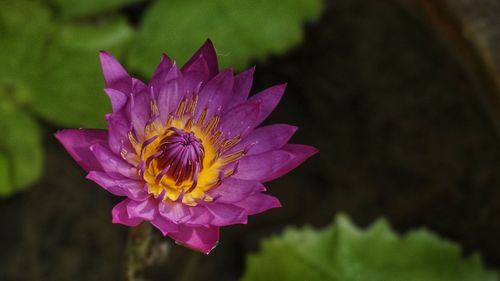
left=241, top=214, right=499, bottom=281
left=31, top=17, right=134, bottom=128
left=128, top=0, right=323, bottom=73
left=50, top=0, right=141, bottom=19
left=0, top=0, right=51, bottom=87
left=0, top=108, right=42, bottom=197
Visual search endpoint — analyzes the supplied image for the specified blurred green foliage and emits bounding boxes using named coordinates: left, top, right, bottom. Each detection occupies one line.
left=0, top=0, right=322, bottom=196
left=241, top=214, right=499, bottom=281
left=128, top=0, right=323, bottom=73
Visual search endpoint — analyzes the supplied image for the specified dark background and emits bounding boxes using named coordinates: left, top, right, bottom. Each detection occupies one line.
left=1, top=0, right=500, bottom=280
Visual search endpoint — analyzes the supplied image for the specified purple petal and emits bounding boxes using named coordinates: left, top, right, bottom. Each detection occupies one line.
left=226, top=124, right=298, bottom=156
left=158, top=201, right=192, bottom=224
left=226, top=66, right=255, bottom=110
left=182, top=39, right=218, bottom=79
left=194, top=68, right=234, bottom=118
left=86, top=171, right=148, bottom=200
left=208, top=178, right=265, bottom=203
left=205, top=203, right=247, bottom=226
left=234, top=193, right=281, bottom=215
left=126, top=198, right=157, bottom=220
left=99, top=51, right=131, bottom=93
left=106, top=112, right=133, bottom=155
left=127, top=87, right=151, bottom=139
left=187, top=206, right=215, bottom=227
left=112, top=199, right=143, bottom=226
left=151, top=215, right=178, bottom=236
left=157, top=65, right=185, bottom=123
left=104, top=88, right=128, bottom=112
left=168, top=225, right=220, bottom=254
left=90, top=143, right=140, bottom=180
left=55, top=129, right=107, bottom=172
left=218, top=102, right=260, bottom=139
left=182, top=55, right=210, bottom=95
left=233, top=144, right=318, bottom=182
left=150, top=54, right=173, bottom=88
left=247, top=84, right=286, bottom=125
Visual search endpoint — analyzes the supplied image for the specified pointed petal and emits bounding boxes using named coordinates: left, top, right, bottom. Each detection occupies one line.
left=99, top=51, right=131, bottom=93
left=218, top=102, right=260, bottom=139
left=247, top=84, right=286, bottom=125
left=112, top=199, right=143, bottom=226
left=194, top=68, right=234, bottom=118
left=182, top=39, right=218, bottom=79
left=151, top=215, right=178, bottom=236
left=157, top=65, right=185, bottom=123
left=55, top=129, right=107, bottom=172
left=127, top=87, right=151, bottom=139
left=234, top=193, right=281, bottom=215
left=104, top=88, right=128, bottom=112
left=90, top=143, right=140, bottom=180
left=205, top=203, right=247, bottom=226
left=86, top=171, right=148, bottom=200
left=226, top=124, right=298, bottom=156
left=168, top=225, right=220, bottom=254
left=182, top=55, right=210, bottom=95
left=208, top=178, right=265, bottom=203
left=106, top=111, right=133, bottom=155
left=234, top=144, right=317, bottom=182
left=226, top=66, right=255, bottom=109
left=126, top=197, right=157, bottom=220
left=150, top=54, right=173, bottom=87
left=158, top=201, right=192, bottom=224
left=187, top=206, right=214, bottom=227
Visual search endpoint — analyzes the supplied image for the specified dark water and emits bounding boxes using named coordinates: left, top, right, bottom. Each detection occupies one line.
left=1, top=0, right=499, bottom=280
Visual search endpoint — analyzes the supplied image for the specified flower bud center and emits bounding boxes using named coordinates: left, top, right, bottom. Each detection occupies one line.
left=157, top=128, right=204, bottom=185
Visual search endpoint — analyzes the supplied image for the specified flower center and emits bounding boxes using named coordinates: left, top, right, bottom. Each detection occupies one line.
left=128, top=96, right=248, bottom=205
left=156, top=128, right=204, bottom=188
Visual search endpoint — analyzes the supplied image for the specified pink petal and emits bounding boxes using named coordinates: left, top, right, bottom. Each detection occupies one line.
left=151, top=215, right=178, bottom=236
left=208, top=178, right=265, bottom=203
left=187, top=206, right=215, bottom=227
left=90, top=143, right=140, bottom=180
left=55, top=129, right=107, bottom=172
left=206, top=203, right=247, bottom=226
left=86, top=171, right=148, bottom=200
left=99, top=51, right=131, bottom=93
left=226, top=124, right=297, bottom=156
left=168, top=225, right=220, bottom=254
left=112, top=199, right=143, bottom=226
left=181, top=39, right=218, bottom=79
left=158, top=201, right=192, bottom=224
left=234, top=144, right=318, bottom=182
left=226, top=66, right=255, bottom=110
left=247, top=84, right=286, bottom=125
left=234, top=193, right=281, bottom=215
left=126, top=198, right=157, bottom=220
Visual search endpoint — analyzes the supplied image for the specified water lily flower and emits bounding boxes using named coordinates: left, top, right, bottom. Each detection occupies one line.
left=55, top=40, right=317, bottom=254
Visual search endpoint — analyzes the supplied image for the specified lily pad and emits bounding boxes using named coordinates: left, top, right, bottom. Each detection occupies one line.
left=0, top=0, right=51, bottom=88
left=31, top=17, right=134, bottom=128
left=0, top=108, right=42, bottom=197
left=49, top=0, right=141, bottom=19
left=128, top=0, right=323, bottom=73
left=241, top=214, right=498, bottom=281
